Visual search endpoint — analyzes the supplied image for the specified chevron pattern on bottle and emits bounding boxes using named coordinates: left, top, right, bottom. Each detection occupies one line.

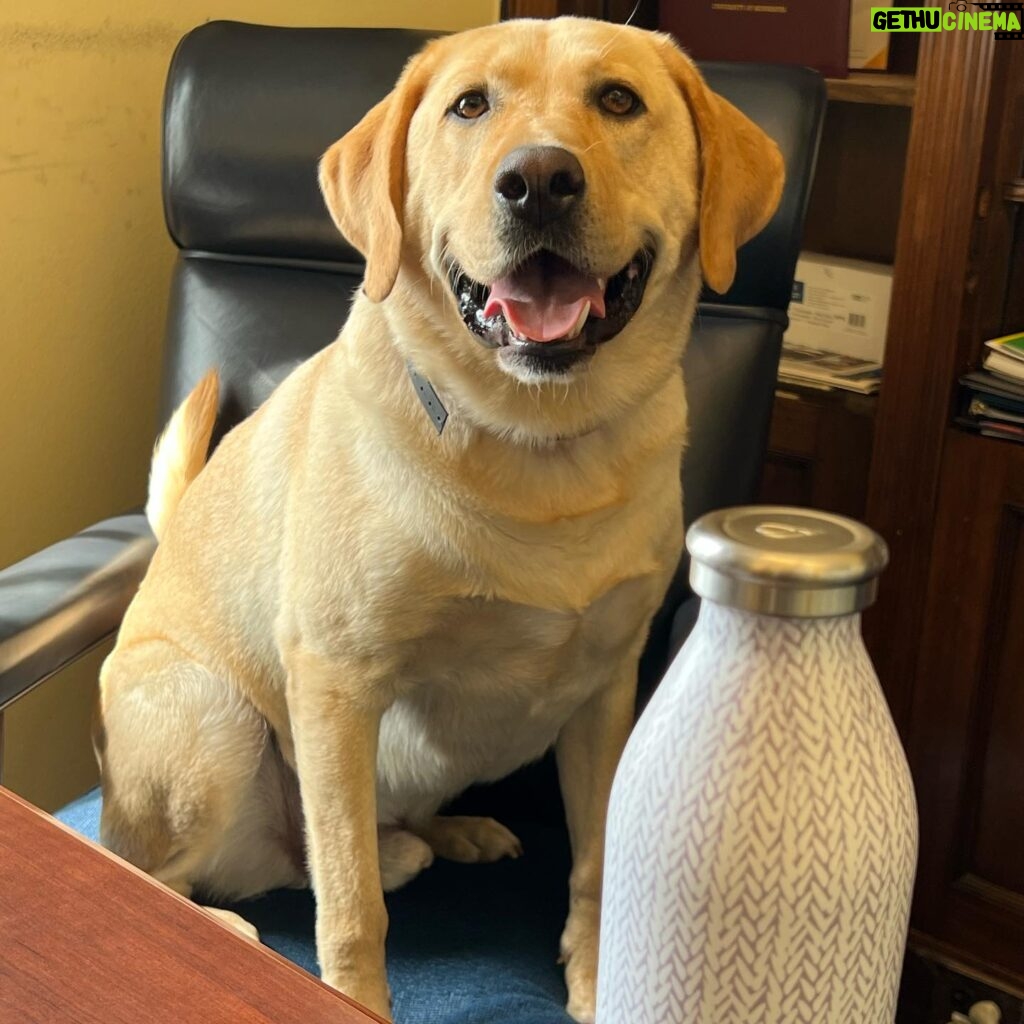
left=597, top=603, right=918, bottom=1024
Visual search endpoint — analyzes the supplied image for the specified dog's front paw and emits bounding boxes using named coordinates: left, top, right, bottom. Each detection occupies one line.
left=564, top=955, right=598, bottom=1023
left=560, top=900, right=599, bottom=1024
left=566, top=987, right=596, bottom=1024
left=323, top=970, right=392, bottom=1022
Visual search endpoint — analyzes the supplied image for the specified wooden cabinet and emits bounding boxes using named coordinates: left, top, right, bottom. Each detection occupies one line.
left=908, top=430, right=1024, bottom=989
left=756, top=26, right=1024, bottom=1007
left=865, top=32, right=1024, bottom=997
left=752, top=35, right=1024, bottom=1001
left=760, top=385, right=875, bottom=518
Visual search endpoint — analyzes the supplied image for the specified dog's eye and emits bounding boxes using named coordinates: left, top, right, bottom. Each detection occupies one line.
left=452, top=91, right=490, bottom=120
left=599, top=85, right=642, bottom=117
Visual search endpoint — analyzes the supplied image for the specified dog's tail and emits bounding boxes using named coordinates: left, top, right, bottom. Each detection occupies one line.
left=145, top=369, right=219, bottom=542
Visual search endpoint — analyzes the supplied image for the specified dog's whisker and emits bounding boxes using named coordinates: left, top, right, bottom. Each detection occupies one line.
left=596, top=28, right=629, bottom=61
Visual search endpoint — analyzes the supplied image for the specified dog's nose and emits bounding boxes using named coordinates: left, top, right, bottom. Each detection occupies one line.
left=494, top=146, right=585, bottom=228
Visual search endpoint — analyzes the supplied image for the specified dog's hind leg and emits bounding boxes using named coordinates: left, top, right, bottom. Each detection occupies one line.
left=96, top=643, right=306, bottom=906
left=411, top=816, right=523, bottom=863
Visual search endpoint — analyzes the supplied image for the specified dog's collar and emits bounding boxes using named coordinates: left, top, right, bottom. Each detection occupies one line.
left=405, top=361, right=601, bottom=443
left=407, top=363, right=448, bottom=435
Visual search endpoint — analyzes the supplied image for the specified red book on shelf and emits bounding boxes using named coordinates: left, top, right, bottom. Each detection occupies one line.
left=661, top=0, right=851, bottom=79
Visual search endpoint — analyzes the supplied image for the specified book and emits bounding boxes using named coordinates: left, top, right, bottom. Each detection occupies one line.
left=660, top=0, right=852, bottom=79
left=961, top=370, right=1024, bottom=402
left=957, top=416, right=1024, bottom=445
left=778, top=342, right=881, bottom=394
left=967, top=397, right=1024, bottom=426
left=984, top=332, right=1024, bottom=363
left=849, top=0, right=891, bottom=69
left=980, top=420, right=1024, bottom=442
left=983, top=349, right=1024, bottom=383
left=960, top=380, right=1024, bottom=413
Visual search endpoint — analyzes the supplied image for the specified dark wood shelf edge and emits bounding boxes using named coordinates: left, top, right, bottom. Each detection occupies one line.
left=826, top=72, right=917, bottom=107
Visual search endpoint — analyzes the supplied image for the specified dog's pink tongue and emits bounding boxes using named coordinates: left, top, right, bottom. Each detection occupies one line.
left=483, top=254, right=606, bottom=343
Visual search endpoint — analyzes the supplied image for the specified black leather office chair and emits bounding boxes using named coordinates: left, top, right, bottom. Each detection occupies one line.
left=0, top=22, right=825, bottom=1023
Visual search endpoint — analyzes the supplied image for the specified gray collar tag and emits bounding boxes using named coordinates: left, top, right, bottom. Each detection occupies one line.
left=407, top=363, right=448, bottom=435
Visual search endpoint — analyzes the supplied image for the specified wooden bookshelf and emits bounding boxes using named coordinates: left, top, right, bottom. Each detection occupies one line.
left=825, top=72, right=916, bottom=107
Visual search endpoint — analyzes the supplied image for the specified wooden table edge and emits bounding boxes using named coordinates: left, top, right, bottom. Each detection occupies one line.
left=0, top=786, right=387, bottom=1024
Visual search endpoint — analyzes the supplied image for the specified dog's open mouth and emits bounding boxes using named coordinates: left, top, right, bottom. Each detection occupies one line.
left=451, top=248, right=654, bottom=372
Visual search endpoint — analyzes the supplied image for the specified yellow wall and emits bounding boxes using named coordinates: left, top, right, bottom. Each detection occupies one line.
left=1, top=0, right=497, bottom=811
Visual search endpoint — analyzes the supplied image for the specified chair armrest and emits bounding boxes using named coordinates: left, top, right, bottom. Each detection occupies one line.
left=0, top=513, right=155, bottom=710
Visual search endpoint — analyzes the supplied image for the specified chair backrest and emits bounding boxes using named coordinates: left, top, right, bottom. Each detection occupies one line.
left=160, top=24, right=435, bottom=438
left=647, top=59, right=827, bottom=688
left=159, top=22, right=825, bottom=816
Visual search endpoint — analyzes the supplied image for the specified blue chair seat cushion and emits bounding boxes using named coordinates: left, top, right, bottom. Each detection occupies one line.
left=57, top=789, right=575, bottom=1024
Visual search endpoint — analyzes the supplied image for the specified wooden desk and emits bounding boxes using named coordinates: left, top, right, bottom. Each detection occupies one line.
left=0, top=787, right=380, bottom=1023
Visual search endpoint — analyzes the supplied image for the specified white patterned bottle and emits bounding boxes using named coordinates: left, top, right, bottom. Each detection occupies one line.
left=597, top=507, right=917, bottom=1024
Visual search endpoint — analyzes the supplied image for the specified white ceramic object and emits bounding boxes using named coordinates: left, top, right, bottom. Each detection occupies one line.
left=597, top=507, right=918, bottom=1023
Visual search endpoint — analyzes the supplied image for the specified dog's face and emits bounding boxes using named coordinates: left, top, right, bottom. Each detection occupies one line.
left=321, top=19, right=783, bottom=435
left=405, top=20, right=695, bottom=384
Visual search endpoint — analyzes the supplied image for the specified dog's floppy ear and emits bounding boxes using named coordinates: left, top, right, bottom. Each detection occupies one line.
left=318, top=47, right=436, bottom=302
left=658, top=38, right=785, bottom=294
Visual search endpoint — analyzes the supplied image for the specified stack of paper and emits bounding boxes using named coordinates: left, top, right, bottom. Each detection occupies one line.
left=778, top=343, right=882, bottom=394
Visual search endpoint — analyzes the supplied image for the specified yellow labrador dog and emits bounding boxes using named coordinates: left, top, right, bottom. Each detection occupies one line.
left=94, top=17, right=782, bottom=1022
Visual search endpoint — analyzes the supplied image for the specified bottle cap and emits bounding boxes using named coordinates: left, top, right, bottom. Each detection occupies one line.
left=686, top=506, right=889, bottom=618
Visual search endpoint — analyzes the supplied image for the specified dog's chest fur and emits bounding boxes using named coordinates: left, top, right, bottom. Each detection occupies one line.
left=276, top=367, right=686, bottom=826
left=375, top=570, right=663, bottom=824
